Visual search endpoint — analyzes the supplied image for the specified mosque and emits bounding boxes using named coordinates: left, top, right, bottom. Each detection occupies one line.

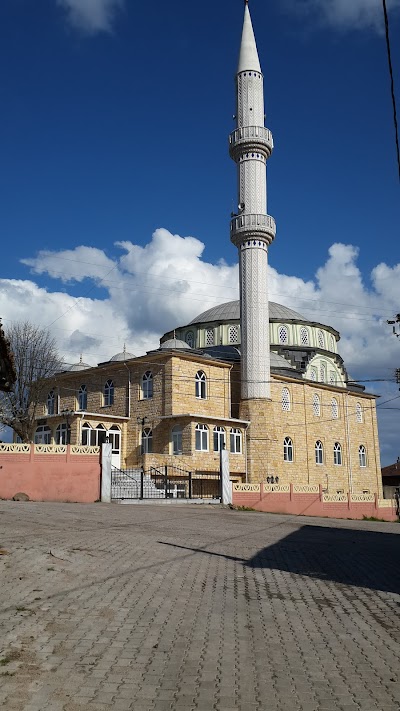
left=33, top=3, right=383, bottom=497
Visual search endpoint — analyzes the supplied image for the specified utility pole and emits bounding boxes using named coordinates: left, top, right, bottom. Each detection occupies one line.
left=387, top=314, right=400, bottom=337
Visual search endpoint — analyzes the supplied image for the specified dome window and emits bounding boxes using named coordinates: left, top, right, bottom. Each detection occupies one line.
left=320, top=362, right=327, bottom=383
left=206, top=328, right=214, bottom=346
left=310, top=367, right=317, bottom=382
left=317, top=330, right=325, bottom=349
left=228, top=325, right=239, bottom=344
left=329, top=370, right=336, bottom=386
left=278, top=325, right=289, bottom=345
left=185, top=331, right=194, bottom=348
left=300, top=327, right=309, bottom=346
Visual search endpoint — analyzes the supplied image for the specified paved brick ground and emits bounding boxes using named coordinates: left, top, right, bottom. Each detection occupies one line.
left=0, top=502, right=400, bottom=711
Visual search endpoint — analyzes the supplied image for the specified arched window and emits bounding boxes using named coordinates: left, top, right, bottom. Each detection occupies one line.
left=104, top=380, right=114, bottom=406
left=78, top=384, right=87, bottom=411
left=331, top=398, right=338, bottom=420
left=81, top=422, right=93, bottom=446
left=310, top=367, right=317, bottom=382
left=283, top=436, right=293, bottom=462
left=142, top=428, right=153, bottom=454
left=230, top=428, right=242, bottom=454
left=300, top=327, right=309, bottom=346
left=228, top=325, right=239, bottom=344
left=185, top=331, right=194, bottom=348
left=359, top=445, right=367, bottom=467
left=315, top=440, right=324, bottom=465
left=278, top=325, right=289, bottom=345
left=195, top=423, right=209, bottom=451
left=356, top=403, right=363, bottom=423
left=333, top=442, right=342, bottom=465
left=206, top=328, right=214, bottom=346
left=171, top=425, right=183, bottom=455
left=312, top=394, right=321, bottom=417
left=142, top=371, right=153, bottom=399
left=330, top=334, right=335, bottom=351
left=329, top=371, right=336, bottom=386
left=195, top=371, right=207, bottom=399
left=108, top=425, right=121, bottom=453
left=47, top=390, right=55, bottom=415
left=317, top=330, right=325, bottom=349
left=96, top=424, right=107, bottom=446
left=34, top=425, right=52, bottom=444
left=56, top=423, right=69, bottom=445
left=282, top=387, right=291, bottom=412
left=320, top=362, right=327, bottom=383
left=213, top=426, right=226, bottom=452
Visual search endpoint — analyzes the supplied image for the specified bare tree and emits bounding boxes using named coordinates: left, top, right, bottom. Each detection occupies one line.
left=0, top=322, right=63, bottom=442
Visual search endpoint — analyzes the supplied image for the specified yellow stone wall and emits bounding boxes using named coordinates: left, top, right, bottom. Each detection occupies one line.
left=33, top=353, right=382, bottom=495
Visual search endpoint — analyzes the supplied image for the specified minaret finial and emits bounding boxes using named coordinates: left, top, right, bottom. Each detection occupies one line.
left=79, top=354, right=83, bottom=364
left=238, top=0, right=261, bottom=73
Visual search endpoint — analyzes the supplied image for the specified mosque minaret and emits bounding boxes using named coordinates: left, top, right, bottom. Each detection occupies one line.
left=229, top=0, right=275, bottom=400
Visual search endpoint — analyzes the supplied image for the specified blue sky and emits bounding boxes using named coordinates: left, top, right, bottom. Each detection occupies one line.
left=0, top=0, right=400, bottom=464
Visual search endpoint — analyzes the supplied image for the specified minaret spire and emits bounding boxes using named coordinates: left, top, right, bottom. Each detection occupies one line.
left=229, top=3, right=276, bottom=401
left=238, top=2, right=261, bottom=74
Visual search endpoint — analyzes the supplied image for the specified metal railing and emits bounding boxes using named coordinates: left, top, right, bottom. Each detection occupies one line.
left=111, top=465, right=221, bottom=501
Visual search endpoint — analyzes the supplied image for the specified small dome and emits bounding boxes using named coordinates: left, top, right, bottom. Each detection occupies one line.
left=109, top=345, right=135, bottom=362
left=160, top=338, right=192, bottom=350
left=66, top=355, right=91, bottom=372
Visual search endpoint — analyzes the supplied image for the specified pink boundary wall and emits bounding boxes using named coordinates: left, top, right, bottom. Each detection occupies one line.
left=233, top=484, right=398, bottom=522
left=0, top=446, right=101, bottom=503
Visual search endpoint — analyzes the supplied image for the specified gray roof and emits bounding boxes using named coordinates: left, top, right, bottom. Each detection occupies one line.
left=160, top=338, right=191, bottom=350
left=64, top=356, right=91, bottom=372
left=109, top=349, right=135, bottom=362
left=188, top=300, right=305, bottom=325
left=270, top=352, right=295, bottom=369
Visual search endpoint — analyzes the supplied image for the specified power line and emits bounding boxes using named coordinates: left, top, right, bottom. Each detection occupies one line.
left=382, top=0, right=400, bottom=182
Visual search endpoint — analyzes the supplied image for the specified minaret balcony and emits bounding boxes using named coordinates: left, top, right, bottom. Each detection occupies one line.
left=229, top=126, right=273, bottom=161
left=230, top=213, right=276, bottom=247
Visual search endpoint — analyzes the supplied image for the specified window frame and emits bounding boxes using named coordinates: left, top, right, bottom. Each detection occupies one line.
left=300, top=327, right=309, bottom=346
left=195, top=371, right=207, bottom=399
left=333, top=442, right=342, bottom=466
left=315, top=440, right=324, bottom=465
left=104, top=380, right=114, bottom=407
left=34, top=425, right=52, bottom=445
left=283, top=436, right=294, bottom=463
left=195, top=423, right=209, bottom=452
left=281, top=387, right=291, bottom=412
left=47, top=390, right=55, bottom=416
left=213, top=426, right=226, bottom=453
left=142, top=371, right=153, bottom=400
left=359, top=444, right=367, bottom=468
left=230, top=428, right=242, bottom=454
left=142, top=427, right=153, bottom=454
left=78, top=384, right=87, bottom=411
left=331, top=398, right=338, bottom=420
left=278, top=324, right=289, bottom=345
left=171, top=424, right=183, bottom=456
left=312, top=393, right=321, bottom=417
left=356, top=403, right=363, bottom=423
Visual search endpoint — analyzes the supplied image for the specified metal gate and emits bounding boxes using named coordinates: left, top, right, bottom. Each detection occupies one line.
left=111, top=465, right=221, bottom=502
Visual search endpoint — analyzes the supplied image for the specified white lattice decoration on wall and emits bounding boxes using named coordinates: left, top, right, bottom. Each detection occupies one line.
left=34, top=444, right=67, bottom=454
left=350, top=494, right=375, bottom=503
left=263, top=484, right=290, bottom=493
left=228, top=325, right=239, bottom=344
left=71, top=445, right=100, bottom=455
left=205, top=328, right=214, bottom=346
left=300, top=327, right=309, bottom=346
left=293, top=485, right=320, bottom=494
left=0, top=443, right=30, bottom=454
left=323, top=493, right=348, bottom=503
left=233, top=483, right=261, bottom=493
left=281, top=388, right=290, bottom=411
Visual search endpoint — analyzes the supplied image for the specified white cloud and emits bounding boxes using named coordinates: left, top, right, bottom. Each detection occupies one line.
left=57, top=0, right=124, bottom=34
left=285, top=0, right=400, bottom=31
left=2, top=229, right=399, bottom=464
